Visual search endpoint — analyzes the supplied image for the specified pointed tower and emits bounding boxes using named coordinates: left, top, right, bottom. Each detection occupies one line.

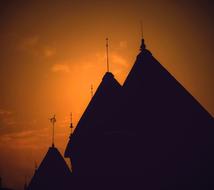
left=64, top=39, right=122, bottom=175
left=64, top=34, right=214, bottom=189
left=65, top=72, right=121, bottom=175
left=120, top=38, right=214, bottom=188
left=27, top=116, right=72, bottom=190
left=27, top=147, right=72, bottom=190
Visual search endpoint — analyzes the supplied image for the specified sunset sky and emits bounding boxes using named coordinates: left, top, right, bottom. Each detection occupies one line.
left=0, top=0, right=213, bottom=189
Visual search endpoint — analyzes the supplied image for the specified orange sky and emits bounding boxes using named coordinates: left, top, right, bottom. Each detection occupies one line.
left=0, top=1, right=213, bottom=189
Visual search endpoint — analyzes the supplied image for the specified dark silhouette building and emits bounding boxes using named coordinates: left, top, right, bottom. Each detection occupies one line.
left=0, top=177, right=13, bottom=190
left=27, top=146, right=72, bottom=190
left=65, top=38, right=214, bottom=189
left=65, top=71, right=122, bottom=175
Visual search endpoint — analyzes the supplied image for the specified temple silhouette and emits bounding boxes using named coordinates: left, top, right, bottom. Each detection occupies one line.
left=65, top=38, right=214, bottom=189
left=26, top=37, right=214, bottom=190
left=27, top=145, right=71, bottom=190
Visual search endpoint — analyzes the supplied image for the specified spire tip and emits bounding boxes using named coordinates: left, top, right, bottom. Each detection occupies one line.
left=106, top=38, right=109, bottom=72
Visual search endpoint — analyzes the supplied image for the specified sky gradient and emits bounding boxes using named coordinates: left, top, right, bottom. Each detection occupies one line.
left=0, top=0, right=213, bottom=189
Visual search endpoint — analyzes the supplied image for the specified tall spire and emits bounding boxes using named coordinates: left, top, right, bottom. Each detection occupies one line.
left=140, top=20, right=146, bottom=51
left=140, top=20, right=143, bottom=39
left=50, top=114, right=56, bottom=147
left=106, top=38, right=109, bottom=72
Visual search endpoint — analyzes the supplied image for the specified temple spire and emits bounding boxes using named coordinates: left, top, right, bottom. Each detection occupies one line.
left=140, top=20, right=146, bottom=51
left=91, top=84, right=94, bottom=98
left=70, top=112, right=73, bottom=131
left=140, top=20, right=143, bottom=39
left=50, top=114, right=56, bottom=147
left=106, top=38, right=109, bottom=72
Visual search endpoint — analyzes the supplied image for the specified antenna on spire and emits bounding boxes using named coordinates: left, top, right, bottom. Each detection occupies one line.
left=140, top=20, right=144, bottom=39
left=91, top=84, right=94, bottom=98
left=70, top=112, right=73, bottom=130
left=50, top=114, right=56, bottom=147
left=139, top=20, right=146, bottom=51
left=106, top=38, right=109, bottom=72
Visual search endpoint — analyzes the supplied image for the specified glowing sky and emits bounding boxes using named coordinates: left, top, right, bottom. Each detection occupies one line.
left=0, top=0, right=213, bottom=189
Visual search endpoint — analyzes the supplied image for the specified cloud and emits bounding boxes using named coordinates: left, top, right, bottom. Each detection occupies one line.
left=111, top=52, right=127, bottom=67
left=43, top=47, right=56, bottom=58
left=119, top=41, right=128, bottom=49
left=95, top=52, right=105, bottom=62
left=17, top=36, right=39, bottom=52
left=0, top=127, right=50, bottom=150
left=0, top=109, right=12, bottom=115
left=17, top=36, right=56, bottom=58
left=51, top=63, right=70, bottom=73
left=95, top=51, right=127, bottom=67
left=0, top=109, right=15, bottom=127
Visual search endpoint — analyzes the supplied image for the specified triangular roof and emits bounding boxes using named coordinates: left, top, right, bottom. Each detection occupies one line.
left=64, top=39, right=214, bottom=185
left=27, top=146, right=72, bottom=190
left=117, top=39, right=214, bottom=185
left=122, top=40, right=213, bottom=128
left=65, top=72, right=122, bottom=157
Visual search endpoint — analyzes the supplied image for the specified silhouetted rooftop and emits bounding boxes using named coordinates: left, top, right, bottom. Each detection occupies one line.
left=27, top=146, right=72, bottom=190
left=65, top=72, right=121, bottom=157
left=64, top=38, right=214, bottom=188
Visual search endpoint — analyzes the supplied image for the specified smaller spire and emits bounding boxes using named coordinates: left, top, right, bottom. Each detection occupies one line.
left=140, top=20, right=143, bottom=39
left=91, top=84, right=94, bottom=98
left=140, top=39, right=146, bottom=51
left=50, top=114, right=56, bottom=147
left=140, top=20, right=146, bottom=51
left=106, top=38, right=110, bottom=72
left=70, top=112, right=73, bottom=130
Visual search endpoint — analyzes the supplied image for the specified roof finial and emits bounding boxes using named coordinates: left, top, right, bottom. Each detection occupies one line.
left=140, top=20, right=146, bottom=51
left=106, top=38, right=109, bottom=72
left=91, top=84, right=94, bottom=98
left=140, top=20, right=143, bottom=39
left=50, top=114, right=56, bottom=147
left=70, top=112, right=73, bottom=130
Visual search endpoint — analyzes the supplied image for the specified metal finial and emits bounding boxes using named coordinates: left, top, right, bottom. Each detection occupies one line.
left=140, top=20, right=143, bottom=39
left=106, top=38, right=109, bottom=72
left=70, top=112, right=73, bottom=129
left=50, top=114, right=56, bottom=147
left=91, top=84, right=94, bottom=98
left=140, top=20, right=146, bottom=51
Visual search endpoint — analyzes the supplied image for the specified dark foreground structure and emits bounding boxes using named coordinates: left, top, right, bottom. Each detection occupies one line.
left=0, top=177, right=13, bottom=190
left=64, top=39, right=214, bottom=190
left=27, top=146, right=71, bottom=190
